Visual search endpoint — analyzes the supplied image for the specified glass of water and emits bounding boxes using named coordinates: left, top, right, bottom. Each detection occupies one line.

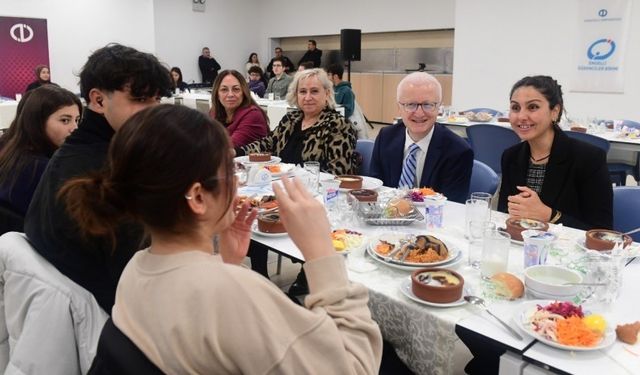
left=480, top=229, right=511, bottom=279
left=468, top=220, right=496, bottom=269
left=303, top=161, right=320, bottom=193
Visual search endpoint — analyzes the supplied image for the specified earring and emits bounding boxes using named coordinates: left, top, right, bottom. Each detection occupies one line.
left=185, top=195, right=193, bottom=200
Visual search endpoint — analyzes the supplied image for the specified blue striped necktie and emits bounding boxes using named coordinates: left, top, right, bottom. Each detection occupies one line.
left=399, top=143, right=419, bottom=188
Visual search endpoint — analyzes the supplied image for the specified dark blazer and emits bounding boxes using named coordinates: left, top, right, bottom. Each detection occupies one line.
left=497, top=129, right=613, bottom=230
left=370, top=121, right=473, bottom=203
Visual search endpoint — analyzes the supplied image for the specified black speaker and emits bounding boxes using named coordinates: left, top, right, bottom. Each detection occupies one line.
left=340, top=29, right=361, bottom=61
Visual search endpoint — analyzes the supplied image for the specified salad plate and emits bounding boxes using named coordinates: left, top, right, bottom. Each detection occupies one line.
left=514, top=300, right=616, bottom=351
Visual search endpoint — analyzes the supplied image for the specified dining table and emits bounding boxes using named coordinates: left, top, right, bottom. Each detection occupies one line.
left=238, top=169, right=640, bottom=375
left=439, top=117, right=640, bottom=154
left=0, top=100, right=19, bottom=130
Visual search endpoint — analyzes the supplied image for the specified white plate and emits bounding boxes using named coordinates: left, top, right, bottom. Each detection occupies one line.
left=251, top=223, right=288, bottom=238
left=338, top=176, right=383, bottom=192
left=264, top=163, right=295, bottom=178
left=399, top=278, right=468, bottom=307
left=574, top=238, right=639, bottom=258
left=234, top=155, right=281, bottom=165
left=366, top=233, right=462, bottom=270
left=511, top=238, right=524, bottom=246
left=405, top=192, right=445, bottom=206
left=514, top=300, right=616, bottom=351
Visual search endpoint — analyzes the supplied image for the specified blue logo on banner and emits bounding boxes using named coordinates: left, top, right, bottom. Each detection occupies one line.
left=587, top=39, right=616, bottom=60
left=598, top=9, right=608, bottom=17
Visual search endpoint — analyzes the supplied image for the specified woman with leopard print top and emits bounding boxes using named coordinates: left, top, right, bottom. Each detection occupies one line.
left=238, top=68, right=356, bottom=175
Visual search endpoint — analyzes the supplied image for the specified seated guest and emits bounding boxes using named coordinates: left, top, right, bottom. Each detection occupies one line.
left=244, top=52, right=262, bottom=80
left=247, top=65, right=266, bottom=98
left=264, top=57, right=292, bottom=99
left=266, top=47, right=295, bottom=78
left=370, top=72, right=473, bottom=203
left=210, top=70, right=269, bottom=148
left=170, top=67, right=190, bottom=93
left=0, top=85, right=81, bottom=227
left=25, top=65, right=59, bottom=92
left=240, top=68, right=356, bottom=175
left=326, top=63, right=354, bottom=119
left=24, top=44, right=172, bottom=312
left=498, top=75, right=612, bottom=230
left=61, top=104, right=382, bottom=374
left=298, top=39, right=322, bottom=68
left=297, top=61, right=314, bottom=72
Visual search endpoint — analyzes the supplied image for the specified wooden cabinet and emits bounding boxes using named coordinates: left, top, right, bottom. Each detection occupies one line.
left=350, top=72, right=452, bottom=124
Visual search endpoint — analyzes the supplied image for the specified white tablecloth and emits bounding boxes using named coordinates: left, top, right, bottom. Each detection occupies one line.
left=0, top=101, right=18, bottom=130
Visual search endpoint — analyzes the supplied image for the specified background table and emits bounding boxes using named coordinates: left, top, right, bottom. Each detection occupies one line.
left=0, top=100, right=18, bottom=130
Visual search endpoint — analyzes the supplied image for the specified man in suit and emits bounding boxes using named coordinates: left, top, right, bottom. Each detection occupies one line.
left=370, top=72, right=473, bottom=203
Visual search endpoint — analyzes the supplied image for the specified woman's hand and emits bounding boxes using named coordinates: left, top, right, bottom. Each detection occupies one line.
left=218, top=200, right=257, bottom=264
left=507, top=186, right=553, bottom=222
left=273, top=177, right=334, bottom=262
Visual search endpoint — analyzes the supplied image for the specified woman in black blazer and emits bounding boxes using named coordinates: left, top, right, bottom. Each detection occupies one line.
left=497, top=76, right=612, bottom=230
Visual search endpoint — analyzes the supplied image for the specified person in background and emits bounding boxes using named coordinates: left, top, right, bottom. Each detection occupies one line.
left=298, top=39, right=322, bottom=68
left=370, top=72, right=473, bottom=203
left=326, top=63, right=354, bottom=119
left=62, top=104, right=382, bottom=374
left=498, top=75, right=612, bottom=230
left=247, top=66, right=266, bottom=98
left=24, top=43, right=172, bottom=313
left=0, top=85, right=81, bottom=231
left=198, top=47, right=221, bottom=84
left=25, top=65, right=59, bottom=92
left=170, top=67, right=189, bottom=93
left=210, top=70, right=268, bottom=148
left=297, top=61, right=314, bottom=72
left=238, top=69, right=356, bottom=284
left=266, top=47, right=295, bottom=78
left=244, top=52, right=262, bottom=80
left=264, top=57, right=293, bottom=100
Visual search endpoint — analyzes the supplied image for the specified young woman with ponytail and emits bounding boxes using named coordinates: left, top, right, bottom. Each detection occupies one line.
left=61, top=104, right=382, bottom=374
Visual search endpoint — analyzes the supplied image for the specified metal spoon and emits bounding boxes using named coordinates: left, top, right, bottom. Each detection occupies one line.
left=464, top=296, right=523, bottom=340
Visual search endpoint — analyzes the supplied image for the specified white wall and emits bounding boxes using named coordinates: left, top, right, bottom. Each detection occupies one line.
left=153, top=0, right=260, bottom=84
left=1, top=0, right=156, bottom=93
left=453, top=0, right=640, bottom=120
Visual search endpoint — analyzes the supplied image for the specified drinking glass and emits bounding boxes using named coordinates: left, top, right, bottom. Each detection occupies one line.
left=303, top=161, right=320, bottom=193
left=465, top=193, right=492, bottom=237
left=234, top=162, right=248, bottom=186
left=579, top=253, right=624, bottom=309
left=481, top=229, right=511, bottom=279
left=467, top=220, right=496, bottom=269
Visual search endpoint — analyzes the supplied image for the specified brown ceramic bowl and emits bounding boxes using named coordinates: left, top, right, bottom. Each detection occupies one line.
left=336, top=175, right=363, bottom=190
left=570, top=126, right=587, bottom=133
left=348, top=189, right=378, bottom=203
left=411, top=268, right=464, bottom=303
left=505, top=218, right=549, bottom=242
left=248, top=153, right=271, bottom=162
left=585, top=229, right=632, bottom=251
left=257, top=213, right=286, bottom=233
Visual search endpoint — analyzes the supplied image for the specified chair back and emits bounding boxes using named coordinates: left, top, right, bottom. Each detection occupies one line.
left=462, top=108, right=501, bottom=116
left=613, top=187, right=640, bottom=242
left=622, top=119, right=640, bottom=129
left=469, top=160, right=499, bottom=198
left=355, top=139, right=375, bottom=176
left=466, top=124, right=520, bottom=174
left=565, top=131, right=610, bottom=153
left=0, top=232, right=108, bottom=374
left=88, top=318, right=164, bottom=375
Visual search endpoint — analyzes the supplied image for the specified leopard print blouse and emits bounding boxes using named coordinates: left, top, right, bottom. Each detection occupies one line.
left=241, top=108, right=356, bottom=175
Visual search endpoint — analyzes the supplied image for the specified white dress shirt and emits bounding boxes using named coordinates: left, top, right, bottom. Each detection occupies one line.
left=402, top=127, right=435, bottom=188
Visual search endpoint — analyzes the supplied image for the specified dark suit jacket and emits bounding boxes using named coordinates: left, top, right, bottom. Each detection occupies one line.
left=497, top=129, right=613, bottom=230
left=370, top=121, right=473, bottom=203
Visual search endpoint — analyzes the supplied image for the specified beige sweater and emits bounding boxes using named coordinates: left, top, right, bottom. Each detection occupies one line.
left=112, top=250, right=382, bottom=374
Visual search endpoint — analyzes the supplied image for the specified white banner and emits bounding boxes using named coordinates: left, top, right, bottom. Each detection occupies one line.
left=570, top=0, right=631, bottom=93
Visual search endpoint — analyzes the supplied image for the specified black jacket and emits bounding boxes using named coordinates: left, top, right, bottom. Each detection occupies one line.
left=198, top=55, right=221, bottom=84
left=298, top=49, right=322, bottom=68
left=24, top=109, right=145, bottom=313
left=498, top=129, right=613, bottom=230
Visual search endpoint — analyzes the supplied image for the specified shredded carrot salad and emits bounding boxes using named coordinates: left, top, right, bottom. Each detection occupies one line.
left=556, top=316, right=601, bottom=347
